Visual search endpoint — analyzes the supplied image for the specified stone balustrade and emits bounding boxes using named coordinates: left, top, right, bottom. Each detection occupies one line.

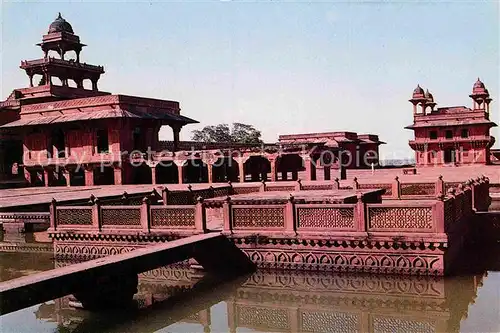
left=46, top=175, right=490, bottom=274
left=50, top=197, right=207, bottom=236
left=221, top=189, right=476, bottom=237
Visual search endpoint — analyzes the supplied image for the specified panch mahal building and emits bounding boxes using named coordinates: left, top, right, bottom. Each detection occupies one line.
left=0, top=14, right=384, bottom=188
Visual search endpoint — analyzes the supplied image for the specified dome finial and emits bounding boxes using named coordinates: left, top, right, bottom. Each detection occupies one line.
left=48, top=13, right=74, bottom=34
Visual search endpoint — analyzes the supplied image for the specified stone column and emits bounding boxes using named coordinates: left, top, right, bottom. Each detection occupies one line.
left=438, top=150, right=444, bottom=165
left=43, top=168, right=50, bottom=187
left=84, top=165, right=94, bottom=186
left=202, top=154, right=218, bottom=184
left=63, top=168, right=71, bottom=187
left=113, top=165, right=123, bottom=185
left=302, top=155, right=316, bottom=181
left=174, top=160, right=186, bottom=184
left=238, top=162, right=245, bottom=182
left=171, top=125, right=182, bottom=152
left=269, top=157, right=277, bottom=182
left=150, top=164, right=157, bottom=185
left=24, top=168, right=32, bottom=185
left=207, top=164, right=213, bottom=184
left=236, top=157, right=248, bottom=183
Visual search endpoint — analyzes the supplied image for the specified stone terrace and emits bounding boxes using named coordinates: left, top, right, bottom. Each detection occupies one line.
left=344, top=165, right=500, bottom=183
left=0, top=184, right=228, bottom=210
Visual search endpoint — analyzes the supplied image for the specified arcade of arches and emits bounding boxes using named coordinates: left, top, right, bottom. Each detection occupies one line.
left=22, top=152, right=344, bottom=187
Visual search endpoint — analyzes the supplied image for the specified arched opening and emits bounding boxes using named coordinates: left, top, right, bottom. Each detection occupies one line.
left=70, top=167, right=85, bottom=186
left=51, top=77, right=63, bottom=86
left=47, top=50, right=61, bottom=59
left=83, top=79, right=92, bottom=90
left=33, top=74, right=45, bottom=86
left=29, top=168, right=45, bottom=187
left=156, top=162, right=179, bottom=184
left=184, top=159, right=208, bottom=183
left=244, top=156, right=271, bottom=182
left=131, top=163, right=153, bottom=184
left=276, top=154, right=304, bottom=181
left=213, top=157, right=239, bottom=183
left=68, top=79, right=77, bottom=88
left=94, top=166, right=114, bottom=185
left=50, top=168, right=67, bottom=187
left=444, top=149, right=456, bottom=164
left=65, top=50, right=77, bottom=62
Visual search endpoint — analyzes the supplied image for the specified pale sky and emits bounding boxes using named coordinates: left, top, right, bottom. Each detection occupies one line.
left=1, top=1, right=499, bottom=159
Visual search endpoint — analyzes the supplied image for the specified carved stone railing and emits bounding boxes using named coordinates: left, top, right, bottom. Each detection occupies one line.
left=295, top=204, right=357, bottom=233
left=150, top=206, right=198, bottom=231
left=101, top=206, right=142, bottom=229
left=50, top=196, right=207, bottom=235
left=20, top=58, right=104, bottom=72
left=222, top=179, right=484, bottom=236
left=230, top=204, right=287, bottom=232
left=55, top=207, right=93, bottom=229
left=366, top=203, right=436, bottom=233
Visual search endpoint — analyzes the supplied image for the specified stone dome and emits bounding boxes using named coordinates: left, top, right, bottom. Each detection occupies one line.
left=424, top=89, right=434, bottom=102
left=472, top=78, right=489, bottom=95
left=412, top=84, right=425, bottom=98
left=473, top=78, right=485, bottom=89
left=48, top=13, right=74, bottom=34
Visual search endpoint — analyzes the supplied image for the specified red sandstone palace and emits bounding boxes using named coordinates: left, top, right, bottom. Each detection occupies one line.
left=0, top=14, right=383, bottom=187
left=406, top=81, right=496, bottom=166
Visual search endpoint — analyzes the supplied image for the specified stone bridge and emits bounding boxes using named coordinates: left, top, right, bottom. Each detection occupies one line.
left=0, top=233, right=255, bottom=315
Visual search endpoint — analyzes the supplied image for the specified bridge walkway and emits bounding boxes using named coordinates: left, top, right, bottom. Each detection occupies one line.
left=0, top=233, right=255, bottom=315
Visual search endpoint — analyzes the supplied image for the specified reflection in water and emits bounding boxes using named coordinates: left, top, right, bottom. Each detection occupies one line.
left=27, top=266, right=490, bottom=333
left=0, top=244, right=499, bottom=332
left=0, top=252, right=54, bottom=282
left=227, top=271, right=485, bottom=333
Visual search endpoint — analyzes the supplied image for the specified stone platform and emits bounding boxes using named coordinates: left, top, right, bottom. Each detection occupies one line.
left=45, top=176, right=490, bottom=276
left=0, top=184, right=228, bottom=210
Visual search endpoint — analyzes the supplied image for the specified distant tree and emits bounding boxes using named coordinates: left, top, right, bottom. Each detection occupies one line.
left=191, top=123, right=263, bottom=144
left=231, top=123, right=263, bottom=144
left=191, top=124, right=231, bottom=143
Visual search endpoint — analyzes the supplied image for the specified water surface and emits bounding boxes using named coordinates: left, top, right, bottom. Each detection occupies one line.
left=0, top=239, right=499, bottom=332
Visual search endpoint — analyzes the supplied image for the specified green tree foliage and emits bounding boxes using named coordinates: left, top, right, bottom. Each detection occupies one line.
left=191, top=123, right=263, bottom=144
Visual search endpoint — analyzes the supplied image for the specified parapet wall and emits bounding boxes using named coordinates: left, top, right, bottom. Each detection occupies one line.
left=45, top=176, right=490, bottom=275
